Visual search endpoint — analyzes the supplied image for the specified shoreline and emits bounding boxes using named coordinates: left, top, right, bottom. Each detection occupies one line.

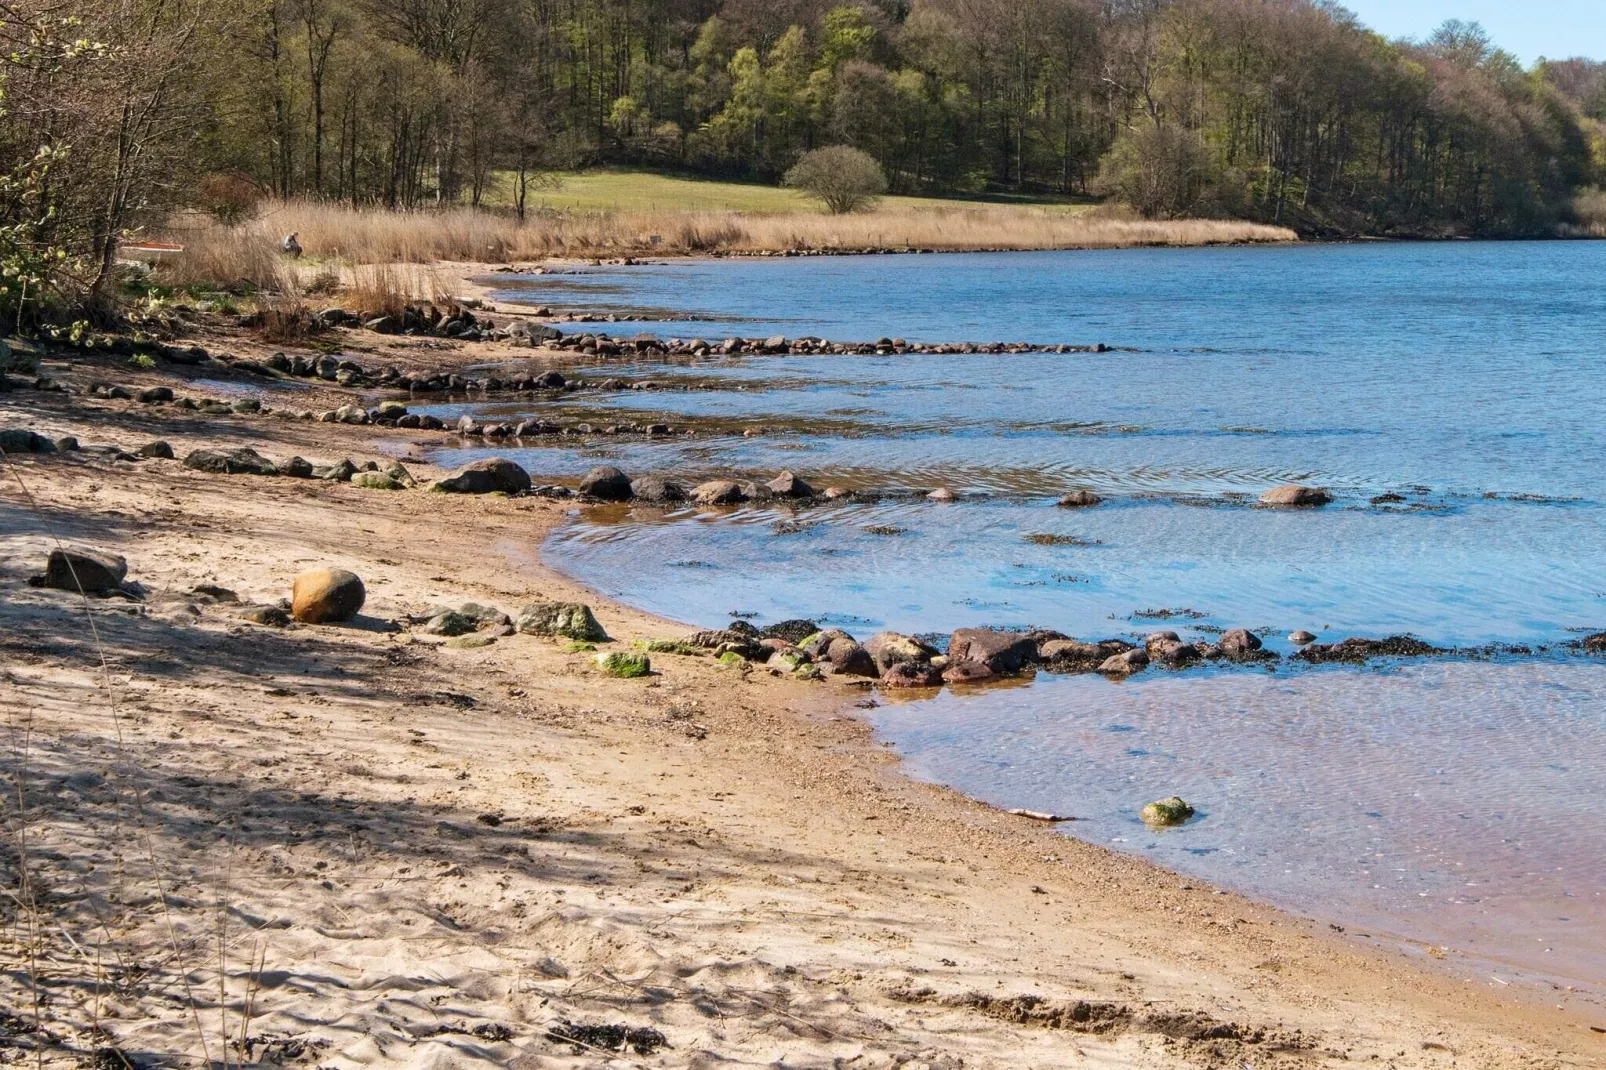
left=3, top=328, right=1605, bottom=1067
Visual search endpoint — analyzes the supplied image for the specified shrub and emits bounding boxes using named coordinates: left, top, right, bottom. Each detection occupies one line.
left=784, top=146, right=888, bottom=214
left=1095, top=125, right=1221, bottom=219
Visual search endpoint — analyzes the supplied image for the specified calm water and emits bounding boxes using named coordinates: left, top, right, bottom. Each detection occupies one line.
left=442, top=242, right=1606, bottom=991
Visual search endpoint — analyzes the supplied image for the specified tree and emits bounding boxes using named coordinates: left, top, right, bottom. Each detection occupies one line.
left=783, top=144, right=886, bottom=212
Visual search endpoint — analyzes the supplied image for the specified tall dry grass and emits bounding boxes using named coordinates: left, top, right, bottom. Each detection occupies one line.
left=156, top=200, right=1296, bottom=289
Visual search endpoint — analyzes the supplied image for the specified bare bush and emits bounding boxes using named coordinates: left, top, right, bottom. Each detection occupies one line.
left=784, top=147, right=889, bottom=214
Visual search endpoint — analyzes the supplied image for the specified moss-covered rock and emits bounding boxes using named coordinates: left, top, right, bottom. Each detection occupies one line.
left=638, top=638, right=705, bottom=656
left=596, top=651, right=651, bottom=678
left=446, top=634, right=497, bottom=649
left=352, top=471, right=404, bottom=491
left=421, top=611, right=478, bottom=637
left=517, top=602, right=609, bottom=642
left=1141, top=796, right=1195, bottom=826
left=717, top=651, right=747, bottom=666
left=565, top=641, right=598, bottom=653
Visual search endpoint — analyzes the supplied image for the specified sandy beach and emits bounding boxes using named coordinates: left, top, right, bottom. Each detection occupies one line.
left=2, top=313, right=1604, bottom=1070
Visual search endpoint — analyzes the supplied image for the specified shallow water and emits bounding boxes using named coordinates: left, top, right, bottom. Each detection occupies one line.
left=440, top=242, right=1606, bottom=989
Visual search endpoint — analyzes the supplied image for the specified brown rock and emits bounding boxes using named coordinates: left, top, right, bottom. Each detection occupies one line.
left=941, top=660, right=995, bottom=684
left=947, top=628, right=1038, bottom=674
left=864, top=632, right=940, bottom=674
left=1098, top=648, right=1150, bottom=675
left=881, top=661, right=943, bottom=688
left=692, top=480, right=745, bottom=505
left=291, top=568, right=366, bottom=623
left=1259, top=484, right=1332, bottom=507
left=1056, top=489, right=1102, bottom=508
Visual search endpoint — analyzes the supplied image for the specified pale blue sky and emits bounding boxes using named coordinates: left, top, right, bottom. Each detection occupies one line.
left=1341, top=0, right=1605, bottom=65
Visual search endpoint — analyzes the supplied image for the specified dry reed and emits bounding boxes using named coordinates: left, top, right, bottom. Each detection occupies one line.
left=157, top=199, right=1296, bottom=288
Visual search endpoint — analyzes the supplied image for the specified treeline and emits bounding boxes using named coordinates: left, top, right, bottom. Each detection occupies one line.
left=189, top=0, right=1605, bottom=235
left=1, top=0, right=1604, bottom=320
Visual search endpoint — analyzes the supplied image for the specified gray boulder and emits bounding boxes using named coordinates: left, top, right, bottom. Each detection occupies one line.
left=766, top=470, right=816, bottom=498
left=434, top=458, right=531, bottom=495
left=1219, top=628, right=1265, bottom=659
left=183, top=448, right=279, bottom=476
left=630, top=476, right=687, bottom=503
left=136, top=441, right=174, bottom=459
left=1057, top=489, right=1102, bottom=508
left=31, top=547, right=128, bottom=593
left=692, top=480, right=745, bottom=505
left=0, top=429, right=56, bottom=454
left=579, top=465, right=633, bottom=501
left=517, top=602, right=609, bottom=642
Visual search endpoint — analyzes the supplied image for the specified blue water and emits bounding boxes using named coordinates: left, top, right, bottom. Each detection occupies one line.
left=446, top=242, right=1606, bottom=991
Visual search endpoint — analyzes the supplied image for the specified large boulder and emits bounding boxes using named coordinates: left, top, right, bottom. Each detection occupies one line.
left=517, top=602, right=609, bottom=642
left=799, top=629, right=854, bottom=659
left=691, top=480, right=745, bottom=505
left=183, top=448, right=279, bottom=476
left=630, top=476, right=687, bottom=503
left=947, top=628, right=1038, bottom=674
left=766, top=470, right=816, bottom=498
left=433, top=457, right=531, bottom=494
left=0, top=429, right=57, bottom=454
left=1259, top=484, right=1332, bottom=507
left=32, top=547, right=128, bottom=593
left=1218, top=628, right=1264, bottom=660
left=579, top=465, right=634, bottom=501
left=291, top=568, right=366, bottom=623
left=822, top=638, right=877, bottom=677
left=864, top=632, right=939, bottom=674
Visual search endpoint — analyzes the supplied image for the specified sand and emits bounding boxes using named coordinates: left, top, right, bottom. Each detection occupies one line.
left=1, top=325, right=1603, bottom=1070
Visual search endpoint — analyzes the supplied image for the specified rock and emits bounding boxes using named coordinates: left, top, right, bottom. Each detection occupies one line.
left=630, top=476, right=687, bottom=503
left=942, top=660, right=995, bottom=684
left=881, top=661, right=943, bottom=688
left=1056, top=489, right=1102, bottom=508
left=692, top=480, right=745, bottom=505
left=1149, top=638, right=1200, bottom=665
left=1141, top=796, right=1194, bottom=826
left=231, top=398, right=262, bottom=414
left=290, top=568, right=366, bottom=624
left=1098, top=648, right=1150, bottom=675
left=766, top=470, right=816, bottom=498
left=799, top=629, right=853, bottom=658
left=927, top=487, right=957, bottom=502
left=421, top=611, right=477, bottom=636
left=0, top=429, right=57, bottom=454
left=1259, top=484, right=1332, bottom=507
left=189, top=584, right=238, bottom=603
left=0, top=339, right=39, bottom=375
left=823, top=486, right=852, bottom=500
left=136, top=441, right=174, bottom=459
left=596, top=651, right=651, bottom=678
left=1038, top=638, right=1108, bottom=669
left=183, top=448, right=279, bottom=476
left=1581, top=632, right=1606, bottom=652
left=54, top=436, right=79, bottom=452
left=446, top=634, right=498, bottom=649
left=1289, top=630, right=1317, bottom=644
left=377, top=400, right=408, bottom=419
left=434, top=457, right=531, bottom=494
left=759, top=619, right=819, bottom=645
left=823, top=638, right=877, bottom=677
left=238, top=604, right=291, bottom=627
left=32, top=547, right=128, bottom=593
left=1295, top=635, right=1443, bottom=664
left=1219, top=628, right=1264, bottom=659
left=947, top=628, right=1038, bottom=674
left=864, top=632, right=940, bottom=674
left=579, top=465, right=633, bottom=501
left=137, top=386, right=174, bottom=403
left=765, top=644, right=809, bottom=671
left=352, top=471, right=404, bottom=491
left=517, top=602, right=609, bottom=642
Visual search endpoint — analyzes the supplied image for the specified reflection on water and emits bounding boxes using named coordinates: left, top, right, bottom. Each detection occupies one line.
left=443, top=242, right=1606, bottom=992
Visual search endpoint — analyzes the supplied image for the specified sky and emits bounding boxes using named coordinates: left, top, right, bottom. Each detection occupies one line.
left=1340, top=0, right=1605, bottom=65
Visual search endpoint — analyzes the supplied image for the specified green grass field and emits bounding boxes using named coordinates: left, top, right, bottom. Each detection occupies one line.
left=490, top=168, right=1094, bottom=214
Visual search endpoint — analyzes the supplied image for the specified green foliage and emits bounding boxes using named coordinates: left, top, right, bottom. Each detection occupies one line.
left=127, top=354, right=157, bottom=370
left=0, top=148, right=73, bottom=329
left=784, top=146, right=887, bottom=214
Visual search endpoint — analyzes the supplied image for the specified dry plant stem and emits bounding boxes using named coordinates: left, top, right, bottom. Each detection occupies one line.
left=0, top=448, right=219, bottom=1066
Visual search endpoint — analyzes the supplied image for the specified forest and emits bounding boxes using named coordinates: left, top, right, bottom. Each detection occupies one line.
left=1, top=0, right=1604, bottom=320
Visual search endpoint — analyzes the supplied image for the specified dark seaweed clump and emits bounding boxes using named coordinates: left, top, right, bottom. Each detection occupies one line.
left=547, top=1021, right=668, bottom=1055
left=1293, top=636, right=1443, bottom=664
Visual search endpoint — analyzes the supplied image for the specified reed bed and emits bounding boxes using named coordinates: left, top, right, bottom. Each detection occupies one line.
left=156, top=200, right=1297, bottom=290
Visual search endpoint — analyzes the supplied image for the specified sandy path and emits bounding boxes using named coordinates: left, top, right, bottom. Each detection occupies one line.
left=0, top=345, right=1603, bottom=1070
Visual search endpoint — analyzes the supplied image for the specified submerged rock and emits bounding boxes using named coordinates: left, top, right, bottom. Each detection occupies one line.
left=1056, top=489, right=1102, bottom=508
left=1098, top=648, right=1149, bottom=675
left=291, top=568, right=365, bottom=623
left=1218, top=628, right=1266, bottom=660
left=1294, top=635, right=1443, bottom=664
left=1288, top=630, right=1317, bottom=644
left=1141, top=796, right=1195, bottom=826
left=1259, top=483, right=1332, bottom=507
left=941, top=660, right=995, bottom=684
